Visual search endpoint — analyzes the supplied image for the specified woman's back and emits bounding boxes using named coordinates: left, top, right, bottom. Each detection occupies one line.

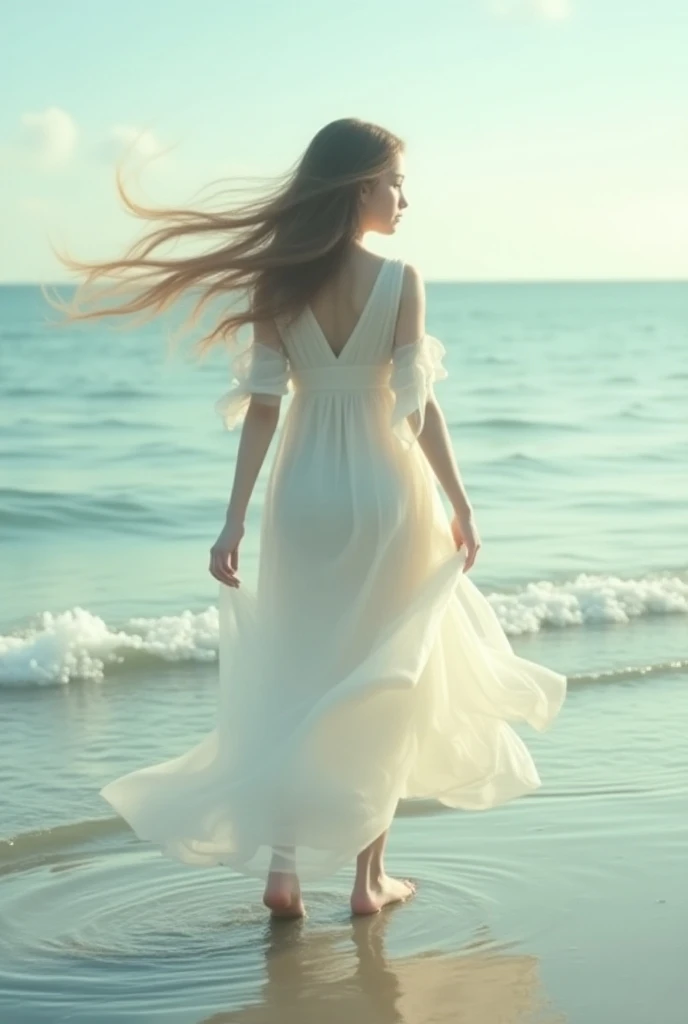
left=276, top=255, right=404, bottom=372
left=304, top=250, right=397, bottom=359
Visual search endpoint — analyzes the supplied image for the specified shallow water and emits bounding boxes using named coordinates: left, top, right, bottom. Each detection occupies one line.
left=1, top=282, right=687, bottom=1022
left=1, top=666, right=686, bottom=1022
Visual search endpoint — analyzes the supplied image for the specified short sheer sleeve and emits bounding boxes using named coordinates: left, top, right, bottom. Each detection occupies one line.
left=389, top=333, right=448, bottom=449
left=215, top=340, right=292, bottom=430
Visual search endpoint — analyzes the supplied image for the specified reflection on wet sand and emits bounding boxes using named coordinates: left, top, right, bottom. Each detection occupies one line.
left=201, top=906, right=566, bottom=1024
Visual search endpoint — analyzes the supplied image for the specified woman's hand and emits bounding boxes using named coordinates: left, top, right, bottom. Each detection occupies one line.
left=450, top=507, right=481, bottom=573
left=209, top=515, right=245, bottom=588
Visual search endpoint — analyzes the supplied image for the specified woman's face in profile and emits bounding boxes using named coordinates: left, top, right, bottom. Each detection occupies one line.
left=362, top=156, right=408, bottom=235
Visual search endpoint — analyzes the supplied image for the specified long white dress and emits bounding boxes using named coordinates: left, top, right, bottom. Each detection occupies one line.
left=100, top=257, right=567, bottom=881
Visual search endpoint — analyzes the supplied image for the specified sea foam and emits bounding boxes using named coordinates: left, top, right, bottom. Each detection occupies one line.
left=1, top=572, right=686, bottom=686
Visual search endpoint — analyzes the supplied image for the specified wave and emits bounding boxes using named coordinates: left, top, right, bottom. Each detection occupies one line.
left=82, top=385, right=154, bottom=400
left=1, top=571, right=687, bottom=686
left=2, top=385, right=58, bottom=398
left=459, top=417, right=582, bottom=433
left=572, top=657, right=688, bottom=686
left=0, top=816, right=123, bottom=867
left=67, top=417, right=156, bottom=431
left=0, top=605, right=220, bottom=685
left=487, top=570, right=688, bottom=634
left=481, top=452, right=570, bottom=474
left=0, top=487, right=169, bottom=531
left=0, top=329, right=38, bottom=343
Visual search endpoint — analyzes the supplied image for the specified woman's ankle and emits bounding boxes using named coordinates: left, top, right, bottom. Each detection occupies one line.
left=354, top=860, right=384, bottom=890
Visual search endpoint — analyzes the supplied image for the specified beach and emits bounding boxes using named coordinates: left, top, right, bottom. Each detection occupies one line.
left=1, top=280, right=687, bottom=1022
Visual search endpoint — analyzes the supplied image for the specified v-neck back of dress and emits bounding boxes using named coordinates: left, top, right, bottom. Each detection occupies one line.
left=305, top=258, right=391, bottom=363
left=277, top=256, right=404, bottom=371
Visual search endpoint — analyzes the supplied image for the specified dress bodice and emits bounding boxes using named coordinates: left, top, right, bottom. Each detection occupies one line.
left=215, top=255, right=449, bottom=449
left=277, top=256, right=405, bottom=372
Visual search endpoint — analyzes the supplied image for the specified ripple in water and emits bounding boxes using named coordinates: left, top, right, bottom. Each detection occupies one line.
left=0, top=822, right=565, bottom=1023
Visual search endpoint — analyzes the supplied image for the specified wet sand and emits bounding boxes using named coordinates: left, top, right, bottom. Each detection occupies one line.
left=1, top=650, right=686, bottom=1023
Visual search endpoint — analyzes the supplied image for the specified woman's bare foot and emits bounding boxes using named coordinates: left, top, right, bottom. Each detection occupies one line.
left=350, top=874, right=417, bottom=916
left=262, top=871, right=305, bottom=918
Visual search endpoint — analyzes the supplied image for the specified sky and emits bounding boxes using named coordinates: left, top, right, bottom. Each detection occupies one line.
left=1, top=0, right=686, bottom=282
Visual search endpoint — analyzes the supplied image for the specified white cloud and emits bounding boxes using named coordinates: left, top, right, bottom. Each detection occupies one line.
left=99, top=125, right=165, bottom=163
left=489, top=0, right=572, bottom=19
left=20, top=107, right=78, bottom=168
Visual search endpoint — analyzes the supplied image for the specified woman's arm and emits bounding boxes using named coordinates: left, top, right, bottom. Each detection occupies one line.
left=415, top=399, right=473, bottom=517
left=224, top=312, right=286, bottom=521
left=209, top=318, right=285, bottom=587
left=393, top=263, right=472, bottom=517
left=393, top=264, right=480, bottom=570
left=225, top=400, right=280, bottom=522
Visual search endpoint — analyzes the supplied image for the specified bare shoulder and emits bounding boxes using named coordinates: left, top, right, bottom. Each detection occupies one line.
left=393, top=261, right=426, bottom=349
left=400, top=261, right=425, bottom=291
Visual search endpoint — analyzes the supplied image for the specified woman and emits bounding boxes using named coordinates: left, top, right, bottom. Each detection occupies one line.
left=62, top=118, right=566, bottom=919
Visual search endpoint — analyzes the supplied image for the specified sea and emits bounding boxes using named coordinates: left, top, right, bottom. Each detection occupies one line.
left=1, top=280, right=687, bottom=1024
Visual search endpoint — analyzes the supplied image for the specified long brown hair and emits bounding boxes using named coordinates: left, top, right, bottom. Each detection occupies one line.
left=53, top=118, right=404, bottom=357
